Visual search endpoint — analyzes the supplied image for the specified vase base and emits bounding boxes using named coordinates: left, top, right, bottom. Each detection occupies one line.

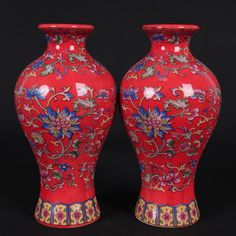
left=34, top=196, right=100, bottom=228
left=135, top=197, right=200, bottom=228
left=34, top=214, right=101, bottom=228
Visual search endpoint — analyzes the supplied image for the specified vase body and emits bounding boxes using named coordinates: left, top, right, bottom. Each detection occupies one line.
left=14, top=24, right=116, bottom=228
left=120, top=24, right=221, bottom=228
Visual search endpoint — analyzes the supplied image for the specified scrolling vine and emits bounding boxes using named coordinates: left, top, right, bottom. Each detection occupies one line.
left=15, top=83, right=115, bottom=192
left=121, top=84, right=221, bottom=192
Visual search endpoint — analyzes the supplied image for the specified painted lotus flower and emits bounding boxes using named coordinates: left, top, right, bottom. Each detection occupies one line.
left=39, top=107, right=81, bottom=140
left=132, top=106, right=174, bottom=139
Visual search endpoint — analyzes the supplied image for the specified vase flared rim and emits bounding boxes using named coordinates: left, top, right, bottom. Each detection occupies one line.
left=38, top=24, right=94, bottom=32
left=143, top=24, right=200, bottom=31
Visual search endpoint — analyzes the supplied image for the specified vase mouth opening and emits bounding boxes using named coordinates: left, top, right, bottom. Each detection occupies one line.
left=143, top=24, right=200, bottom=33
left=38, top=24, right=95, bottom=34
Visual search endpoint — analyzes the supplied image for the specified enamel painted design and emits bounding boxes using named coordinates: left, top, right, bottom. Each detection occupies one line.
left=135, top=198, right=200, bottom=227
left=120, top=24, right=221, bottom=227
left=35, top=196, right=100, bottom=227
left=14, top=24, right=116, bottom=228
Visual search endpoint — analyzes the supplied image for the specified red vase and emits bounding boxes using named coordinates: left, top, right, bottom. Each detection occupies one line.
left=14, top=24, right=116, bottom=228
left=120, top=24, right=221, bottom=228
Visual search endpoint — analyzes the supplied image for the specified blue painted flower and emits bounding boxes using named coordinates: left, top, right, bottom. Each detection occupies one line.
left=97, top=90, right=109, bottom=99
left=39, top=107, right=81, bottom=140
left=59, top=163, right=69, bottom=171
left=45, top=34, right=52, bottom=42
left=191, top=89, right=206, bottom=102
left=134, top=63, right=145, bottom=72
left=26, top=88, right=46, bottom=100
left=155, top=91, right=164, bottom=100
left=152, top=34, right=166, bottom=41
left=139, top=161, right=145, bottom=172
left=132, top=106, right=174, bottom=139
left=32, top=60, right=44, bottom=70
left=123, top=88, right=138, bottom=100
left=64, top=92, right=73, bottom=100
left=190, top=159, right=198, bottom=168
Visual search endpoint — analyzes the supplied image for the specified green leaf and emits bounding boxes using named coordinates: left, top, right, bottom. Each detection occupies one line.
left=54, top=35, right=63, bottom=44
left=169, top=55, right=189, bottom=64
left=164, top=99, right=189, bottom=111
left=68, top=53, right=87, bottom=62
left=168, top=34, right=179, bottom=44
left=73, top=98, right=95, bottom=110
left=164, top=149, right=175, bottom=157
left=142, top=66, right=155, bottom=78
left=187, top=147, right=198, bottom=156
left=72, top=139, right=80, bottom=149
left=166, top=139, right=174, bottom=148
left=40, top=64, right=54, bottom=76
left=69, top=150, right=79, bottom=158
left=53, top=171, right=62, bottom=180
left=183, top=169, right=191, bottom=178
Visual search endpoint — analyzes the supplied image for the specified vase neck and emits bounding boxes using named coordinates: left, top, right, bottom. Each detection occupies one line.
left=143, top=24, right=199, bottom=56
left=38, top=24, right=94, bottom=53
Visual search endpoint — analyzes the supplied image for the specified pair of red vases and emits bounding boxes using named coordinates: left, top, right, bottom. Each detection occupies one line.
left=14, top=24, right=221, bottom=228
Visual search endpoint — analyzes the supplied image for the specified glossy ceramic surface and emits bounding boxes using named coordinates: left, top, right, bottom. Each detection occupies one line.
left=120, top=24, right=221, bottom=227
left=15, top=24, right=116, bottom=228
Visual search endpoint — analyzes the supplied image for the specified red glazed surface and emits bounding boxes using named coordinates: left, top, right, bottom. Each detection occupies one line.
left=14, top=24, right=116, bottom=228
left=120, top=24, right=221, bottom=227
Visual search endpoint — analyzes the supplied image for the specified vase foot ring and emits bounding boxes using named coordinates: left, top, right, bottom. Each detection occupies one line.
left=135, top=198, right=200, bottom=228
left=34, top=214, right=101, bottom=228
left=34, top=196, right=100, bottom=228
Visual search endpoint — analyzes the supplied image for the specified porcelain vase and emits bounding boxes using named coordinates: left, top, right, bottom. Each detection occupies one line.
left=120, top=24, right=221, bottom=228
left=14, top=24, right=116, bottom=228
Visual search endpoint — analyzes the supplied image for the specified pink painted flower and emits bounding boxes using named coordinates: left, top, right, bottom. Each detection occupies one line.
left=159, top=172, right=180, bottom=186
left=94, top=108, right=104, bottom=120
left=40, top=169, right=51, bottom=182
left=35, top=204, right=41, bottom=214
left=18, top=112, right=25, bottom=122
left=147, top=210, right=153, bottom=219
left=72, top=210, right=82, bottom=221
left=179, top=142, right=191, bottom=152
left=42, top=209, right=49, bottom=218
left=88, top=207, right=94, bottom=216
left=189, top=64, right=199, bottom=74
left=163, top=212, right=170, bottom=222
left=187, top=108, right=199, bottom=121
left=180, top=212, right=186, bottom=221
left=137, top=205, right=142, bottom=214
left=191, top=208, right=197, bottom=217
left=55, top=210, right=65, bottom=222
